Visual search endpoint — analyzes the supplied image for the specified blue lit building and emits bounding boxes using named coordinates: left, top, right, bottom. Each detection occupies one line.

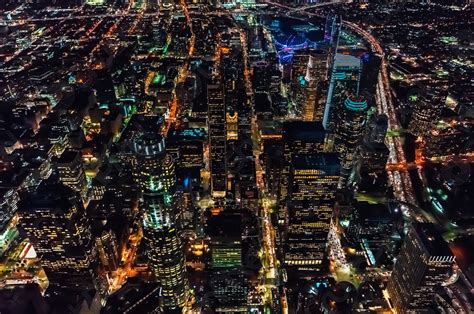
left=323, top=53, right=362, bottom=130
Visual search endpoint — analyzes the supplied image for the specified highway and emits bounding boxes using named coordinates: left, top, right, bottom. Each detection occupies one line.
left=344, top=21, right=421, bottom=219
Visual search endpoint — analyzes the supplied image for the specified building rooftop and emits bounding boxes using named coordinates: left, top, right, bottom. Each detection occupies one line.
left=283, top=121, right=326, bottom=143
left=102, top=278, right=162, bottom=314
left=334, top=53, right=361, bottom=69
left=355, top=201, right=392, bottom=223
left=414, top=223, right=453, bottom=258
left=206, top=212, right=242, bottom=239
left=292, top=153, right=340, bottom=175
left=55, top=150, right=80, bottom=164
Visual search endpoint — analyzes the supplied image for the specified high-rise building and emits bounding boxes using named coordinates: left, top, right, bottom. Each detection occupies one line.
left=208, top=83, right=227, bottom=199
left=324, top=53, right=362, bottom=130
left=354, top=114, right=389, bottom=178
left=285, top=153, right=340, bottom=276
left=359, top=53, right=381, bottom=101
left=347, top=201, right=399, bottom=267
left=324, top=14, right=342, bottom=45
left=54, top=150, right=88, bottom=202
left=408, top=86, right=447, bottom=137
left=207, top=212, right=242, bottom=269
left=303, top=49, right=329, bottom=121
left=291, top=50, right=311, bottom=87
left=132, top=133, right=188, bottom=310
left=334, top=96, right=369, bottom=185
left=17, top=180, right=97, bottom=290
left=280, top=121, right=328, bottom=202
left=206, top=211, right=247, bottom=310
left=387, top=223, right=455, bottom=313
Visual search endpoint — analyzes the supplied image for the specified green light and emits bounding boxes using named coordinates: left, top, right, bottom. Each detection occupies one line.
left=299, top=75, right=305, bottom=87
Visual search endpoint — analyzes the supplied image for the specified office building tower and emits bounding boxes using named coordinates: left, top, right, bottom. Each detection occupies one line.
left=324, top=14, right=342, bottom=45
left=54, top=150, right=88, bottom=202
left=95, top=229, right=120, bottom=273
left=285, top=153, right=340, bottom=276
left=408, top=87, right=447, bottom=137
left=335, top=96, right=369, bottom=185
left=303, top=50, right=329, bottom=121
left=359, top=53, right=381, bottom=99
left=132, top=133, right=188, bottom=310
left=291, top=50, right=310, bottom=115
left=324, top=53, right=362, bottom=130
left=388, top=223, right=455, bottom=313
left=367, top=114, right=388, bottom=145
left=207, top=212, right=242, bottom=269
left=280, top=121, right=328, bottom=202
left=206, top=211, right=247, bottom=310
left=17, top=180, right=97, bottom=290
left=166, top=128, right=206, bottom=170
left=347, top=201, right=399, bottom=267
left=354, top=114, right=389, bottom=179
left=291, top=50, right=310, bottom=87
left=315, top=81, right=329, bottom=123
left=132, top=134, right=176, bottom=196
left=208, top=83, right=227, bottom=199
left=210, top=270, right=247, bottom=312
left=226, top=110, right=238, bottom=141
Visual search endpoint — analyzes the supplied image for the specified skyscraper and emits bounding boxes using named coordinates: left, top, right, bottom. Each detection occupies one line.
left=279, top=122, right=328, bottom=210
left=54, top=150, right=88, bottom=202
left=408, top=86, right=447, bottom=137
left=387, top=223, right=455, bottom=313
left=17, top=180, right=97, bottom=290
left=285, top=153, right=340, bottom=276
left=324, top=14, right=342, bottom=45
left=132, top=133, right=188, bottom=310
left=208, top=82, right=227, bottom=199
left=334, top=96, right=369, bottom=186
left=303, top=49, right=329, bottom=122
left=324, top=53, right=362, bottom=130
left=291, top=50, right=311, bottom=113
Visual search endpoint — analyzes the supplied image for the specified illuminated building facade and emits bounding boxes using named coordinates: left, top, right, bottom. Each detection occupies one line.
left=132, top=134, right=188, bottom=310
left=54, top=150, right=88, bottom=202
left=387, top=223, right=455, bottom=313
left=354, top=114, right=389, bottom=177
left=280, top=122, right=328, bottom=202
left=208, top=83, right=227, bottom=198
left=166, top=128, right=206, bottom=170
left=323, top=54, right=362, bottom=130
left=226, top=111, right=238, bottom=141
left=303, top=50, right=329, bottom=122
left=424, top=120, right=472, bottom=158
left=285, top=153, right=340, bottom=275
left=334, top=96, right=369, bottom=185
left=408, top=86, right=447, bottom=137
left=291, top=50, right=310, bottom=112
left=347, top=201, right=398, bottom=267
left=324, top=14, right=342, bottom=45
left=207, top=211, right=246, bottom=309
left=291, top=50, right=310, bottom=87
left=17, top=181, right=97, bottom=289
left=95, top=229, right=120, bottom=273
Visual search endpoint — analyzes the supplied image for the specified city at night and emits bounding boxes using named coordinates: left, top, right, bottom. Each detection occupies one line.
left=0, top=0, right=472, bottom=313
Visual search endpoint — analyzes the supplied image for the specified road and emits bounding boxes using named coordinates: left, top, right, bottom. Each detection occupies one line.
left=161, top=0, right=195, bottom=136
left=344, top=21, right=421, bottom=220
